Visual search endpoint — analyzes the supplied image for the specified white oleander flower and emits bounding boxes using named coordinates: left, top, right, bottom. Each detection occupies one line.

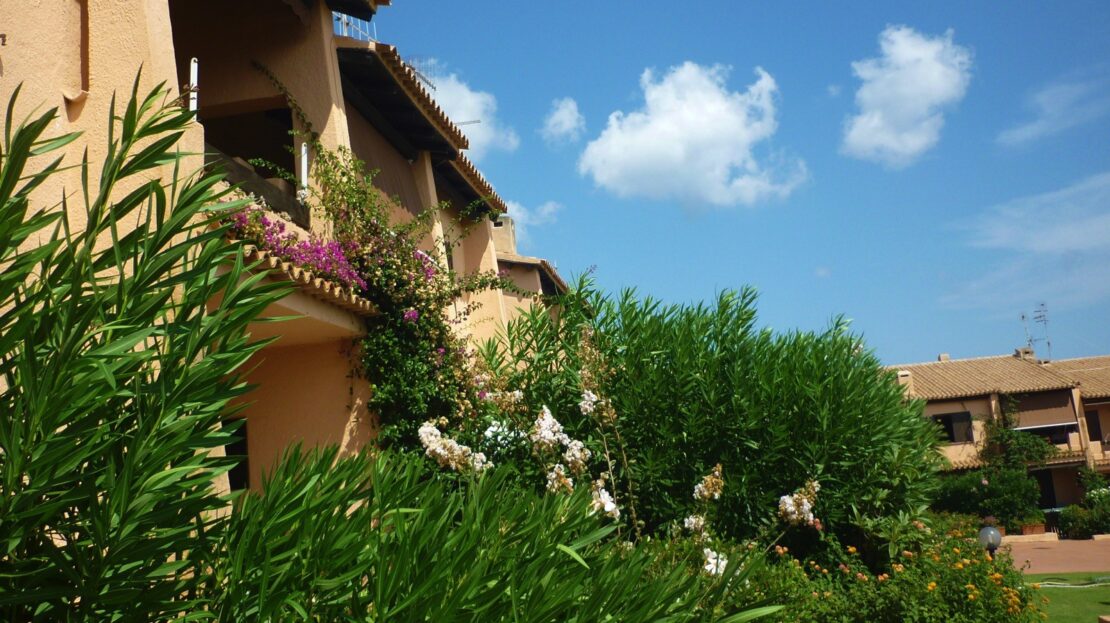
left=703, top=548, right=728, bottom=576
left=590, top=480, right=621, bottom=520
left=418, top=421, right=491, bottom=473
left=578, top=389, right=599, bottom=415
left=683, top=514, right=707, bottom=535
left=546, top=463, right=574, bottom=494
left=562, top=439, right=592, bottom=474
left=530, top=405, right=569, bottom=452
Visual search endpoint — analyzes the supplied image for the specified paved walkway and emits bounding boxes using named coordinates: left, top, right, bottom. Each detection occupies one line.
left=1008, top=539, right=1110, bottom=574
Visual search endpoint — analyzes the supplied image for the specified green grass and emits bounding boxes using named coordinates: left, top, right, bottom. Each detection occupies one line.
left=1027, top=572, right=1110, bottom=622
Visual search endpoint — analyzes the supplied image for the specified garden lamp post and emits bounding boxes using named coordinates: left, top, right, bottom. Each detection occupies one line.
left=978, top=525, right=1002, bottom=556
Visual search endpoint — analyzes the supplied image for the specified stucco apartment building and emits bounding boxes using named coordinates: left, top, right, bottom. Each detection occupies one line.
left=1, top=0, right=564, bottom=490
left=893, top=349, right=1110, bottom=507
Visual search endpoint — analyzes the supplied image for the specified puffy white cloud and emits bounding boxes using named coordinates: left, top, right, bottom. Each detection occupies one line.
left=944, top=172, right=1110, bottom=310
left=426, top=63, right=519, bottom=161
left=997, top=77, right=1110, bottom=146
left=842, top=26, right=972, bottom=168
left=506, top=200, right=562, bottom=248
left=541, top=97, right=586, bottom=144
left=578, top=62, right=806, bottom=208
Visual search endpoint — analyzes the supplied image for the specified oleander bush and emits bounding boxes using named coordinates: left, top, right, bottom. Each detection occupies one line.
left=477, top=279, right=942, bottom=553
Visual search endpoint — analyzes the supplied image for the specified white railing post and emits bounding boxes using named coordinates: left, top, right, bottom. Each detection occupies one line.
left=188, top=57, right=199, bottom=112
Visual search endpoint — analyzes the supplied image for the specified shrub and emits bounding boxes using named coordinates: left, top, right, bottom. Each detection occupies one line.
left=479, top=280, right=941, bottom=552
left=755, top=519, right=1045, bottom=623
left=209, top=447, right=779, bottom=622
left=933, top=468, right=1040, bottom=533
left=0, top=81, right=288, bottom=620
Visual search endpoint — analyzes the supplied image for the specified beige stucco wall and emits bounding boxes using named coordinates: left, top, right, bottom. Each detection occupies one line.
left=236, top=339, right=374, bottom=489
left=501, top=263, right=542, bottom=326
left=923, top=398, right=990, bottom=468
left=345, top=101, right=427, bottom=218
left=1, top=0, right=204, bottom=243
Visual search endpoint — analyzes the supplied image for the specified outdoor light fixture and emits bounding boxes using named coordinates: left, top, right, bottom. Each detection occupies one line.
left=978, top=525, right=1002, bottom=556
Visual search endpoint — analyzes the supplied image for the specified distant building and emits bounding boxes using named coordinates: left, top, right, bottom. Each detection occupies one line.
left=892, top=348, right=1110, bottom=507
left=492, top=216, right=568, bottom=325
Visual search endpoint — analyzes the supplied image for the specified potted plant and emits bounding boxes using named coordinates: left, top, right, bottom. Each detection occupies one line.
left=983, top=515, right=1005, bottom=536
left=1019, top=510, right=1046, bottom=535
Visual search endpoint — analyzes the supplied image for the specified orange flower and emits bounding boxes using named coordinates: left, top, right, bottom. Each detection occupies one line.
left=927, top=581, right=937, bottom=591
left=847, top=545, right=858, bottom=554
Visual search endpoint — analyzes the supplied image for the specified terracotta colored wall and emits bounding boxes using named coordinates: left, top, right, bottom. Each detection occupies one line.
left=1, top=0, right=204, bottom=245
left=345, top=101, right=426, bottom=218
left=501, top=264, right=542, bottom=325
left=236, top=339, right=374, bottom=489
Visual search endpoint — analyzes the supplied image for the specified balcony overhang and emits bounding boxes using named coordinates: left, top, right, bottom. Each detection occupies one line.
left=496, top=252, right=569, bottom=296
left=435, top=154, right=508, bottom=217
left=288, top=0, right=387, bottom=21
left=337, top=40, right=466, bottom=162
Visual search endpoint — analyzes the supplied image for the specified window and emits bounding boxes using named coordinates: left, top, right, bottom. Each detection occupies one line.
left=225, top=419, right=250, bottom=491
left=932, top=411, right=973, bottom=443
left=1024, top=424, right=1077, bottom=446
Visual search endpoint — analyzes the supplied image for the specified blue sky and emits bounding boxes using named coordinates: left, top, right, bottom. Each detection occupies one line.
left=375, top=2, right=1110, bottom=365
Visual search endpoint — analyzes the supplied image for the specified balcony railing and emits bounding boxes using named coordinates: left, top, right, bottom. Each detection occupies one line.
left=333, top=11, right=374, bottom=42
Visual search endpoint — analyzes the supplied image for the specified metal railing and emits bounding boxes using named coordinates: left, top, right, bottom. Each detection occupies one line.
left=333, top=11, right=374, bottom=42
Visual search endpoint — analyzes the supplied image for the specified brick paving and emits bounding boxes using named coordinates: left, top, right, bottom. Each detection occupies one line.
left=1007, top=539, right=1110, bottom=574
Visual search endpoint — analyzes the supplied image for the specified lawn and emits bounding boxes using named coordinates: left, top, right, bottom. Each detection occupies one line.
left=1027, top=572, right=1110, bottom=622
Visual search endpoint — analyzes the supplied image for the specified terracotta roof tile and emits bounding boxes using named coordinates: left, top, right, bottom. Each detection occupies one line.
left=1045, top=355, right=1110, bottom=399
left=889, top=355, right=1075, bottom=401
left=449, top=153, right=508, bottom=215
left=245, top=246, right=377, bottom=317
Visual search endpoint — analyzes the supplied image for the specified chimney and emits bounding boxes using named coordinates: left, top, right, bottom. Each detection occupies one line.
left=492, top=215, right=517, bottom=255
left=896, top=370, right=914, bottom=395
left=937, top=353, right=950, bottom=362
left=1014, top=346, right=1035, bottom=361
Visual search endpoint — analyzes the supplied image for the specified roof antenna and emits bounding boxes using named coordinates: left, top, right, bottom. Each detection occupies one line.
left=1033, top=302, right=1052, bottom=362
left=1020, top=311, right=1032, bottom=352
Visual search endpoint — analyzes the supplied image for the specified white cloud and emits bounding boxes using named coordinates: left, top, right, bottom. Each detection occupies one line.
left=506, top=200, right=562, bottom=248
left=578, top=62, right=806, bottom=208
left=997, top=78, right=1110, bottom=146
left=426, top=63, right=519, bottom=160
left=943, top=172, right=1110, bottom=310
left=541, top=97, right=586, bottom=144
left=842, top=26, right=972, bottom=168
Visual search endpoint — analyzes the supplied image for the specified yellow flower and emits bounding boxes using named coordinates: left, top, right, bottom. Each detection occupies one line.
left=953, top=547, right=960, bottom=554
left=892, top=563, right=904, bottom=573
left=954, top=562, right=964, bottom=570
left=1031, top=583, right=1040, bottom=590
left=927, top=581, right=937, bottom=591
left=847, top=545, right=857, bottom=554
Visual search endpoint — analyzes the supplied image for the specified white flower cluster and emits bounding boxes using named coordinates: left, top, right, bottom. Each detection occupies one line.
left=578, top=390, right=598, bottom=415
left=1086, top=487, right=1110, bottom=504
left=693, top=464, right=724, bottom=501
left=546, top=463, right=574, bottom=494
left=529, top=406, right=569, bottom=452
left=418, top=421, right=491, bottom=473
left=778, top=480, right=821, bottom=527
left=702, top=547, right=728, bottom=576
left=590, top=479, right=621, bottom=520
left=683, top=514, right=707, bottom=535
left=562, top=439, right=592, bottom=473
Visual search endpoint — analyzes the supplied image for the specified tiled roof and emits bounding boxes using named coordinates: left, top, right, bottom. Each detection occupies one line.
left=890, top=355, right=1075, bottom=401
left=244, top=246, right=377, bottom=317
left=336, top=39, right=469, bottom=151
left=449, top=153, right=508, bottom=215
left=1045, top=356, right=1110, bottom=399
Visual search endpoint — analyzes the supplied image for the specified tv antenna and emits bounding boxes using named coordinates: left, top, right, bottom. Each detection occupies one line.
left=1019, top=303, right=1052, bottom=361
